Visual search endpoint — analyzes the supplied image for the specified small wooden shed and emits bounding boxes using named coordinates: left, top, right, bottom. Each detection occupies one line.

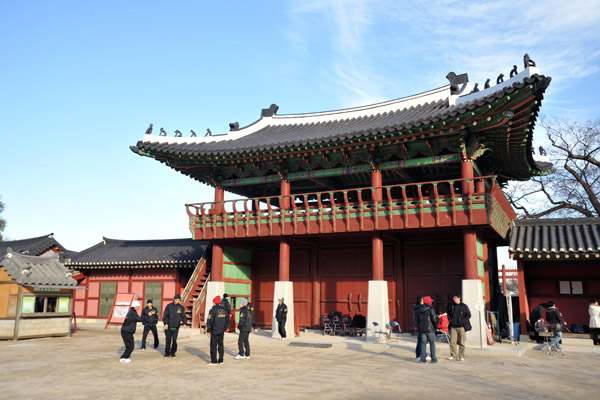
left=0, top=248, right=78, bottom=339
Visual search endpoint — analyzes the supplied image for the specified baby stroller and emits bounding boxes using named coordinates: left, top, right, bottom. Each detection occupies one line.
left=436, top=313, right=450, bottom=343
left=534, top=319, right=563, bottom=356
left=322, top=314, right=333, bottom=335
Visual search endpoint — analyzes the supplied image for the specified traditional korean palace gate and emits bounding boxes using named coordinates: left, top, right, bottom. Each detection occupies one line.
left=132, top=57, right=551, bottom=337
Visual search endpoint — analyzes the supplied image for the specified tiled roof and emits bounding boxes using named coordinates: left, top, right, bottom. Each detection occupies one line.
left=0, top=233, right=67, bottom=257
left=65, top=237, right=210, bottom=269
left=132, top=69, right=550, bottom=158
left=509, top=218, right=600, bottom=260
left=1, top=248, right=78, bottom=287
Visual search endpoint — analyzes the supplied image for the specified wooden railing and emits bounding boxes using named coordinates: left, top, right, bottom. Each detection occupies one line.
left=186, top=176, right=514, bottom=240
left=181, top=257, right=207, bottom=307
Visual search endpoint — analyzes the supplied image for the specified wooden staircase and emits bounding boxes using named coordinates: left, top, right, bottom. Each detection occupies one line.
left=181, top=257, right=211, bottom=329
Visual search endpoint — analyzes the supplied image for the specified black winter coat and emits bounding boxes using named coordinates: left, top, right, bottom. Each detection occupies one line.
left=121, top=308, right=141, bottom=334
left=276, top=303, right=288, bottom=321
left=412, top=304, right=420, bottom=330
left=163, top=302, right=187, bottom=329
left=448, top=302, right=471, bottom=329
left=141, top=306, right=158, bottom=326
left=415, top=304, right=438, bottom=333
left=238, top=305, right=253, bottom=332
left=221, top=298, right=232, bottom=315
left=546, top=306, right=564, bottom=332
left=247, top=302, right=258, bottom=329
left=207, top=304, right=230, bottom=334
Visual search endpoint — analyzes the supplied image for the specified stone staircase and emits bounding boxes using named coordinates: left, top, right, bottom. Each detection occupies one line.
left=180, top=257, right=211, bottom=329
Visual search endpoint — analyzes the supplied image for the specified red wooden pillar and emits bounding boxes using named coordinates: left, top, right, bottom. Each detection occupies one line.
left=463, top=228, right=478, bottom=280
left=371, top=167, right=382, bottom=202
left=279, top=178, right=291, bottom=281
left=371, top=167, right=384, bottom=281
left=516, top=259, right=529, bottom=335
left=372, top=232, right=384, bottom=281
left=212, top=185, right=224, bottom=281
left=311, top=244, right=320, bottom=329
left=461, top=159, right=474, bottom=194
left=212, top=242, right=224, bottom=281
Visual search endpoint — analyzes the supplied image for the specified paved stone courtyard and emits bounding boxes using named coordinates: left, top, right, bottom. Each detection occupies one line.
left=1, top=329, right=599, bottom=399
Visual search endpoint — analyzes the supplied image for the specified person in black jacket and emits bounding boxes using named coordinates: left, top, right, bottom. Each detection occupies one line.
left=234, top=298, right=255, bottom=360
left=162, top=294, right=187, bottom=358
left=140, top=299, right=159, bottom=350
left=276, top=297, right=288, bottom=340
left=413, top=296, right=424, bottom=361
left=120, top=300, right=141, bottom=363
left=415, top=296, right=438, bottom=363
left=447, top=293, right=471, bottom=361
left=546, top=301, right=567, bottom=353
left=529, top=303, right=547, bottom=343
left=207, top=295, right=230, bottom=365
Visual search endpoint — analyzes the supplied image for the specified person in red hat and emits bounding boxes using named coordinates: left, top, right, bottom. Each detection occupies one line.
left=207, top=295, right=230, bottom=365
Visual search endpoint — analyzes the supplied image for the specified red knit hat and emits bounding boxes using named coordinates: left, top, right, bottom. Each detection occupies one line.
left=213, top=296, right=221, bottom=304
left=423, top=296, right=433, bottom=305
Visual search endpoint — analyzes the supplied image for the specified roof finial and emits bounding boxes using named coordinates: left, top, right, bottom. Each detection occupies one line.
left=229, top=122, right=239, bottom=132
left=160, top=127, right=167, bottom=136
left=261, top=104, right=279, bottom=117
left=510, top=65, right=518, bottom=78
left=497, top=73, right=504, bottom=84
left=446, top=72, right=469, bottom=95
left=175, top=130, right=182, bottom=137
left=524, top=53, right=536, bottom=69
left=190, top=129, right=197, bottom=137
left=145, top=123, right=153, bottom=135
left=205, top=128, right=212, bottom=137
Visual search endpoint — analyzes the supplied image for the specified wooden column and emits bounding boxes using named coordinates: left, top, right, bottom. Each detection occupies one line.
left=311, top=244, right=320, bottom=328
left=371, top=167, right=382, bottom=202
left=516, top=259, right=529, bottom=335
left=212, top=185, right=225, bottom=281
left=279, top=178, right=291, bottom=282
left=279, top=238, right=290, bottom=281
left=211, top=242, right=224, bottom=281
left=463, top=227, right=478, bottom=280
left=372, top=232, right=384, bottom=281
left=461, top=159, right=474, bottom=194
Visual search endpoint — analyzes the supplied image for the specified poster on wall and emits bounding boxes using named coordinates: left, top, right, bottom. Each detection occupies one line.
left=58, top=297, right=70, bottom=313
left=22, top=297, right=35, bottom=313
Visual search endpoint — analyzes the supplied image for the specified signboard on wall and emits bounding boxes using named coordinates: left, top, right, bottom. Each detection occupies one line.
left=105, top=293, right=136, bottom=328
left=58, top=297, right=70, bottom=313
left=22, top=297, right=35, bottom=313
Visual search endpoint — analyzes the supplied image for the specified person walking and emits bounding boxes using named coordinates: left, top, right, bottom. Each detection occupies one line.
left=140, top=299, right=159, bottom=350
left=589, top=299, right=600, bottom=345
left=413, top=296, right=424, bottom=361
left=207, top=295, right=230, bottom=365
left=162, top=294, right=187, bottom=358
left=275, top=297, right=288, bottom=340
left=447, top=293, right=471, bottom=361
left=546, top=301, right=567, bottom=353
left=120, top=300, right=141, bottom=363
left=529, top=303, right=547, bottom=343
left=415, top=296, right=438, bottom=363
left=234, top=298, right=254, bottom=359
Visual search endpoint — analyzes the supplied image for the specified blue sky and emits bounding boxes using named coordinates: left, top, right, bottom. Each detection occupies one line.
left=1, top=0, right=599, bottom=251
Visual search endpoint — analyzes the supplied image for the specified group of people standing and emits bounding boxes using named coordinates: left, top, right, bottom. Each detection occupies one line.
left=530, top=298, right=600, bottom=350
left=413, top=293, right=472, bottom=363
left=119, top=292, right=261, bottom=365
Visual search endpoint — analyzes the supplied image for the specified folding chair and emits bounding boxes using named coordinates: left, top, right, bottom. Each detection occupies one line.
left=372, top=322, right=388, bottom=344
left=388, top=321, right=402, bottom=342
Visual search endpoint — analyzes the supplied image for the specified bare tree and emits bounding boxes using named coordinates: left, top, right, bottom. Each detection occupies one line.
left=506, top=118, right=600, bottom=218
left=0, top=196, right=5, bottom=241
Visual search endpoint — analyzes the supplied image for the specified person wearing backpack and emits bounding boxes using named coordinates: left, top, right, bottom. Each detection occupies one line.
left=447, top=293, right=471, bottom=361
left=546, top=301, right=567, bottom=353
left=529, top=303, right=547, bottom=343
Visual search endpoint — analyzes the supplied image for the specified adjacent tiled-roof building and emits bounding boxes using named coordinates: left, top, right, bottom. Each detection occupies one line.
left=66, top=237, right=211, bottom=323
left=1, top=248, right=77, bottom=287
left=509, top=218, right=600, bottom=260
left=0, top=233, right=75, bottom=262
left=65, top=237, right=210, bottom=269
left=508, top=217, right=600, bottom=329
